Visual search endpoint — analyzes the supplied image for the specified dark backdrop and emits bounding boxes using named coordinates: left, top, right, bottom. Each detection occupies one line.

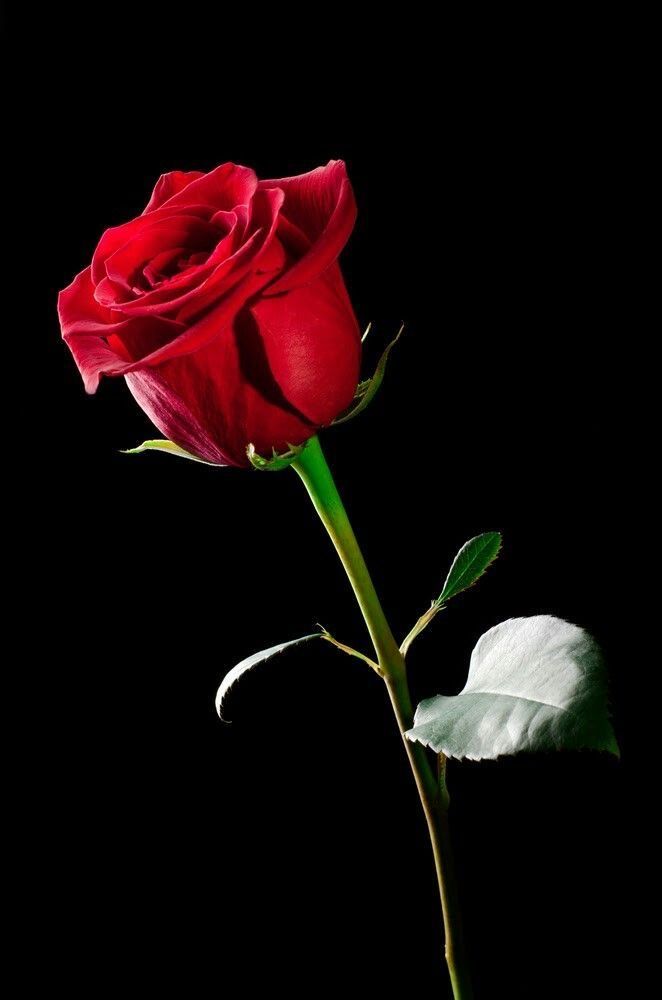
left=18, top=9, right=635, bottom=999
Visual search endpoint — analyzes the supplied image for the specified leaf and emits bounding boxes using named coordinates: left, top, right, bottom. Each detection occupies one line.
left=215, top=634, right=323, bottom=720
left=400, top=531, right=501, bottom=656
left=216, top=629, right=382, bottom=721
left=122, top=439, right=221, bottom=466
left=332, top=324, right=404, bottom=425
left=438, top=531, right=502, bottom=604
left=406, top=615, right=619, bottom=760
left=246, top=441, right=305, bottom=472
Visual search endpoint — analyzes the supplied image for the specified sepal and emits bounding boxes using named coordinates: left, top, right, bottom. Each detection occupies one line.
left=332, top=324, right=404, bottom=425
left=122, top=439, right=223, bottom=465
left=246, top=441, right=306, bottom=471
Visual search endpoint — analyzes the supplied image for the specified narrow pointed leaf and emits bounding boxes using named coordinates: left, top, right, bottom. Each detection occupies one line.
left=406, top=615, right=619, bottom=761
left=123, top=439, right=221, bottom=466
left=216, top=634, right=323, bottom=720
left=332, top=324, right=404, bottom=425
left=437, top=531, right=502, bottom=604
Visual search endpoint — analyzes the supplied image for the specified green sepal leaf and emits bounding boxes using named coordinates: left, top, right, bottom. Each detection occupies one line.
left=332, top=324, right=404, bottom=425
left=216, top=634, right=323, bottom=720
left=437, top=531, right=502, bottom=604
left=406, top=615, right=619, bottom=760
left=246, top=441, right=306, bottom=472
left=122, top=439, right=222, bottom=466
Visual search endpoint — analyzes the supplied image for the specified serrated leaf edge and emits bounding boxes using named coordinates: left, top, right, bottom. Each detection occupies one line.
left=437, top=531, right=502, bottom=605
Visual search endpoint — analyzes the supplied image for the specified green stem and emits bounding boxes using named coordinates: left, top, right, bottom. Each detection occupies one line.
left=292, top=436, right=473, bottom=999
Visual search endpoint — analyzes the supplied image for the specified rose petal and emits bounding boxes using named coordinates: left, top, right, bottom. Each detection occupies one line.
left=142, top=170, right=205, bottom=214
left=117, top=223, right=258, bottom=319
left=175, top=188, right=285, bottom=322
left=143, top=248, right=188, bottom=288
left=58, top=266, right=117, bottom=336
left=116, top=207, right=246, bottom=312
left=60, top=241, right=280, bottom=394
left=102, top=216, right=218, bottom=295
left=94, top=275, right=133, bottom=308
left=91, top=204, right=212, bottom=285
left=211, top=207, right=246, bottom=237
left=275, top=213, right=312, bottom=259
left=162, top=162, right=258, bottom=213
left=103, top=197, right=278, bottom=321
left=259, top=160, right=357, bottom=294
left=65, top=261, right=277, bottom=395
left=125, top=312, right=316, bottom=467
left=58, top=267, right=184, bottom=393
left=64, top=334, right=136, bottom=393
left=248, top=269, right=361, bottom=425
left=125, top=368, right=234, bottom=466
left=121, top=266, right=273, bottom=368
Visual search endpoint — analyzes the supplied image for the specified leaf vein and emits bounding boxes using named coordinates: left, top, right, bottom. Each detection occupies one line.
left=462, top=689, right=568, bottom=712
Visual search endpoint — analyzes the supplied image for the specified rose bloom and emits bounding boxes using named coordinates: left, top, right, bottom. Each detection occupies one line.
left=59, top=161, right=361, bottom=466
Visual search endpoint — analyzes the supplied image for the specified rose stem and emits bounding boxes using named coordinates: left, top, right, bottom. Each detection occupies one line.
left=291, top=435, right=473, bottom=999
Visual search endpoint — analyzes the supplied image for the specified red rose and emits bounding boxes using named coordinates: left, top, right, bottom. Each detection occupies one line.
left=59, top=160, right=361, bottom=466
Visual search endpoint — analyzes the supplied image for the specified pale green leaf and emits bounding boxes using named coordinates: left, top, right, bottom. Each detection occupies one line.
left=216, top=634, right=323, bottom=720
left=122, top=440, right=221, bottom=466
left=406, top=615, right=619, bottom=760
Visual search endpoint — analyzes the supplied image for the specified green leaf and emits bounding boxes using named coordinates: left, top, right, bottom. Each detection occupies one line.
left=332, top=324, right=404, bottom=425
left=122, top=439, right=221, bottom=466
left=246, top=441, right=306, bottom=472
left=438, top=531, right=502, bottom=604
left=215, top=634, right=323, bottom=720
left=406, top=615, right=619, bottom=760
left=216, top=628, right=383, bottom=721
left=400, top=531, right=501, bottom=656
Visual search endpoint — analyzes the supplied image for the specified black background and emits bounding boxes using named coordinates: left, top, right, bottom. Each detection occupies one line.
left=15, top=8, right=639, bottom=998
